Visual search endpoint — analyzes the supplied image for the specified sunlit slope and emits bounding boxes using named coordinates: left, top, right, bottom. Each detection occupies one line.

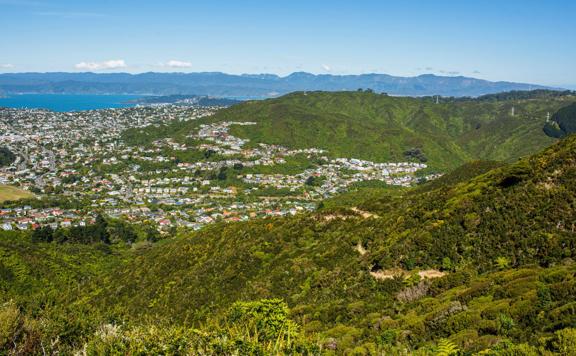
left=102, top=134, right=576, bottom=331
left=219, top=91, right=571, bottom=169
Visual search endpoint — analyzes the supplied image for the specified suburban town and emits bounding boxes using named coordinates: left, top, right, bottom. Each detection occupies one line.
left=0, top=105, right=440, bottom=233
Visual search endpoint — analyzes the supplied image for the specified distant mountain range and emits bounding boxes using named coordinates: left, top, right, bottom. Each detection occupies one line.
left=0, top=72, right=558, bottom=98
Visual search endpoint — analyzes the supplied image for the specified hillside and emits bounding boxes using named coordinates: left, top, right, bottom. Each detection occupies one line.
left=2, top=128, right=576, bottom=354
left=0, top=72, right=555, bottom=97
left=89, top=134, right=576, bottom=353
left=544, top=102, right=576, bottom=138
left=124, top=90, right=576, bottom=171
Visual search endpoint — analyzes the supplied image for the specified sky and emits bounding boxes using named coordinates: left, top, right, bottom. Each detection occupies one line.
left=1, top=0, right=575, bottom=87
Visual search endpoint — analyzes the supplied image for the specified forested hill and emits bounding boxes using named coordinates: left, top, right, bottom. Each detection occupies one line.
left=97, top=133, right=576, bottom=353
left=124, top=90, right=576, bottom=170
left=3, top=134, right=575, bottom=354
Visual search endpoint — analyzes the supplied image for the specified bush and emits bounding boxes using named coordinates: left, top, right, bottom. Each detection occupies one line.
left=0, top=301, right=20, bottom=348
left=547, top=327, right=576, bottom=354
left=497, top=314, right=515, bottom=336
left=227, top=298, right=299, bottom=343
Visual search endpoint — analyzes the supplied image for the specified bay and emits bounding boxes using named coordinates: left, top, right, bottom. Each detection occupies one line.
left=0, top=94, right=145, bottom=112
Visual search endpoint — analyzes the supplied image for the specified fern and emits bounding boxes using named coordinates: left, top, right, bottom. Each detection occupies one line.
left=436, top=338, right=459, bottom=356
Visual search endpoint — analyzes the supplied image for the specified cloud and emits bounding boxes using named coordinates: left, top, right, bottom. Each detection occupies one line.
left=0, top=64, right=14, bottom=69
left=75, top=59, right=127, bottom=71
left=473, top=70, right=481, bottom=74
left=161, top=60, right=192, bottom=68
left=321, top=64, right=332, bottom=72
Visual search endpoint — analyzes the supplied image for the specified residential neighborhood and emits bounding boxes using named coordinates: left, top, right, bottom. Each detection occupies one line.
left=0, top=106, right=440, bottom=233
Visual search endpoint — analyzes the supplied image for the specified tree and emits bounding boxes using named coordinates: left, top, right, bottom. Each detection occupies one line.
left=93, top=214, right=110, bottom=244
left=0, top=147, right=16, bottom=167
left=217, top=167, right=228, bottom=181
left=441, top=257, right=453, bottom=271
left=107, top=219, right=138, bottom=244
left=31, top=226, right=54, bottom=243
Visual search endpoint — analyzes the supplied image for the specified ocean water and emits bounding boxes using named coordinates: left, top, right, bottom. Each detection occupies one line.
left=0, top=94, right=145, bottom=112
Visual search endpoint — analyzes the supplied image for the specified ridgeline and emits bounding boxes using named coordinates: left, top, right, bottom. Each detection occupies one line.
left=123, top=90, right=576, bottom=171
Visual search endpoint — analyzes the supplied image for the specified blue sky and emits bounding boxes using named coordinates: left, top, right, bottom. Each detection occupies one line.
left=1, top=0, right=575, bottom=86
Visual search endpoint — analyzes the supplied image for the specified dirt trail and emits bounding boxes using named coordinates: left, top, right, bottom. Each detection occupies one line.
left=351, top=207, right=379, bottom=218
left=370, top=269, right=446, bottom=280
left=321, top=207, right=379, bottom=222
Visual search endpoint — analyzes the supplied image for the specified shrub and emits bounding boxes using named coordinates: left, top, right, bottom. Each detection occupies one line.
left=547, top=327, right=576, bottom=354
left=0, top=301, right=20, bottom=348
left=497, top=314, right=515, bottom=336
left=227, top=298, right=299, bottom=343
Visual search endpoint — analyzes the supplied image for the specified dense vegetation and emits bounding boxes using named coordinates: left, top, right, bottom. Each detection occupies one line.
left=2, top=134, right=576, bottom=353
left=458, top=89, right=575, bottom=102
left=0, top=146, right=15, bottom=167
left=123, top=91, right=576, bottom=171
left=544, top=102, right=576, bottom=138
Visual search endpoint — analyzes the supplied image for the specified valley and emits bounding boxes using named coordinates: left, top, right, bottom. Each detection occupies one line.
left=1, top=90, right=576, bottom=354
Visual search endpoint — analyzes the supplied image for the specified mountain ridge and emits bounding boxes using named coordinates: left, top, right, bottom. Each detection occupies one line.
left=0, top=71, right=558, bottom=97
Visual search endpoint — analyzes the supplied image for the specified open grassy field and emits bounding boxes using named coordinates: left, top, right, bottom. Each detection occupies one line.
left=0, top=185, right=34, bottom=202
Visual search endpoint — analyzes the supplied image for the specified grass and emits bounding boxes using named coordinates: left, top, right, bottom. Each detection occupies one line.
left=0, top=185, right=34, bottom=203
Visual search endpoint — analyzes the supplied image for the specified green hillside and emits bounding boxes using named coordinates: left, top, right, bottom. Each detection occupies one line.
left=222, top=91, right=575, bottom=170
left=3, top=130, right=576, bottom=354
left=1, top=134, right=573, bottom=353
left=544, top=102, right=576, bottom=138
left=92, top=135, right=576, bottom=350
left=123, top=91, right=575, bottom=171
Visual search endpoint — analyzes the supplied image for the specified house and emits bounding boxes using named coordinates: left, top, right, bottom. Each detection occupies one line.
left=158, top=219, right=171, bottom=227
